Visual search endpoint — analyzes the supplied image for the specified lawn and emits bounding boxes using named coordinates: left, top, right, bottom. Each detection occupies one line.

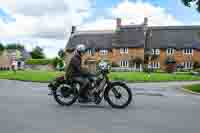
left=184, top=84, right=200, bottom=93
left=109, top=72, right=200, bottom=82
left=0, top=70, right=64, bottom=82
left=0, top=71, right=200, bottom=83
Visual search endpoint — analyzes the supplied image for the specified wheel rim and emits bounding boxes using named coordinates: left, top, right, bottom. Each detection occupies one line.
left=108, top=85, right=129, bottom=106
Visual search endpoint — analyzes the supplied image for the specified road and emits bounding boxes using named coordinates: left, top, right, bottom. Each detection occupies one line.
left=0, top=79, right=200, bottom=133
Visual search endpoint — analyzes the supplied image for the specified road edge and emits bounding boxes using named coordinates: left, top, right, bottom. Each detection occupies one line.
left=181, top=87, right=200, bottom=95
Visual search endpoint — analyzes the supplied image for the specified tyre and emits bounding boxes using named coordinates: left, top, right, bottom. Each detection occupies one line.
left=105, top=82, right=132, bottom=109
left=53, top=83, right=78, bottom=106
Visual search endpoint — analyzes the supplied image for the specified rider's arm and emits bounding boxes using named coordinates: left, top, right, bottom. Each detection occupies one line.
left=70, top=57, right=82, bottom=73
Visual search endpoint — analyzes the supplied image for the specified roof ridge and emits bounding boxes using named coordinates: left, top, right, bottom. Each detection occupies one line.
left=150, top=25, right=200, bottom=30
left=75, top=29, right=114, bottom=34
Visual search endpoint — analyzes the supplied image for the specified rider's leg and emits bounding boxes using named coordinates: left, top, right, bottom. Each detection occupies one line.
left=72, top=76, right=89, bottom=99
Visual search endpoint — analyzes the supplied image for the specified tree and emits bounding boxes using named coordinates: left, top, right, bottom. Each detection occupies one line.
left=52, top=57, right=64, bottom=71
left=58, top=49, right=65, bottom=59
left=182, top=0, right=200, bottom=12
left=30, top=46, right=45, bottom=59
left=6, top=44, right=24, bottom=50
left=0, top=43, right=5, bottom=53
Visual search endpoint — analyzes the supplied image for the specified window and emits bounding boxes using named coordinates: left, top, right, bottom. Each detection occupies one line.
left=99, top=49, right=108, bottom=55
left=183, top=62, right=193, bottom=69
left=150, top=62, right=160, bottom=69
left=120, top=60, right=129, bottom=68
left=87, top=49, right=92, bottom=56
left=120, top=48, right=128, bottom=54
left=183, top=48, right=193, bottom=55
left=152, top=48, right=160, bottom=55
left=166, top=48, right=175, bottom=55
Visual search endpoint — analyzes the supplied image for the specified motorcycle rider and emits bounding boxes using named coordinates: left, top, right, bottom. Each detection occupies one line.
left=65, top=44, right=91, bottom=103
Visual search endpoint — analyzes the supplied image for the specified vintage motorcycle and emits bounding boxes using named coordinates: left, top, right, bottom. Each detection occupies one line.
left=48, top=61, right=132, bottom=108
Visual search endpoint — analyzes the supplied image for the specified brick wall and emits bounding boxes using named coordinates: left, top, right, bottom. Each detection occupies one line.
left=66, top=48, right=200, bottom=71
left=112, top=48, right=144, bottom=66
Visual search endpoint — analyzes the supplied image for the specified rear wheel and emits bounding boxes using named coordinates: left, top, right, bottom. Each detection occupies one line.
left=53, top=83, right=78, bottom=106
left=105, top=82, right=132, bottom=109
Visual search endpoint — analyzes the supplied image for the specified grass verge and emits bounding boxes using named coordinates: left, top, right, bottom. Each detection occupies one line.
left=0, top=71, right=200, bottom=83
left=184, top=84, right=200, bottom=93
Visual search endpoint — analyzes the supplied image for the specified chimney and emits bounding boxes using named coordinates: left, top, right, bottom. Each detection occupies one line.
left=144, top=17, right=148, bottom=26
left=116, top=18, right=122, bottom=29
left=71, top=26, right=76, bottom=34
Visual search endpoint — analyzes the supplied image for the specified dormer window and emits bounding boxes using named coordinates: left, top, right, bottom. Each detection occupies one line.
left=166, top=48, right=175, bottom=55
left=183, top=48, right=193, bottom=55
left=120, top=48, right=128, bottom=54
left=152, top=48, right=160, bottom=55
left=99, top=48, right=108, bottom=55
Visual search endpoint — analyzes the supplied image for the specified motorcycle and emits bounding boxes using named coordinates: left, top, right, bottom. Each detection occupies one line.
left=48, top=61, right=132, bottom=108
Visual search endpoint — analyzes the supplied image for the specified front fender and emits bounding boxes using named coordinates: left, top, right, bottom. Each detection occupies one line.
left=105, top=81, right=128, bottom=93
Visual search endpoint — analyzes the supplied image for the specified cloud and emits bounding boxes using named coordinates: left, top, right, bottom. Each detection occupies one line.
left=79, top=0, right=183, bottom=31
left=0, top=0, right=93, bottom=38
left=79, top=17, right=116, bottom=30
left=0, top=0, right=93, bottom=57
left=111, top=0, right=183, bottom=26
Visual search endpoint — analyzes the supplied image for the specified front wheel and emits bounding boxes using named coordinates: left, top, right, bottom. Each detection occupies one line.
left=105, top=82, right=132, bottom=109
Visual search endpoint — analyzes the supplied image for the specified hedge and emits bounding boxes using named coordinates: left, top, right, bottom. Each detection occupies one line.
left=25, top=59, right=52, bottom=65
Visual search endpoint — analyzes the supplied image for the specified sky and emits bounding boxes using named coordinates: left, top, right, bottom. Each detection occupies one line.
left=0, top=0, right=200, bottom=58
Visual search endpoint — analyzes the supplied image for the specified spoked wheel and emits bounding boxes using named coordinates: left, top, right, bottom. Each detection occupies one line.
left=105, top=82, right=132, bottom=109
left=53, top=83, right=78, bottom=106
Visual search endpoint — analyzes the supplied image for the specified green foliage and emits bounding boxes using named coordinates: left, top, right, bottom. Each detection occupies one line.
left=26, top=59, right=52, bottom=65
left=6, top=44, right=24, bottom=50
left=58, top=49, right=65, bottom=59
left=30, top=46, right=45, bottom=59
left=181, top=0, right=200, bottom=12
left=194, top=68, right=200, bottom=72
left=52, top=57, right=64, bottom=69
left=0, top=43, right=5, bottom=51
left=0, top=43, right=5, bottom=55
left=193, top=61, right=200, bottom=70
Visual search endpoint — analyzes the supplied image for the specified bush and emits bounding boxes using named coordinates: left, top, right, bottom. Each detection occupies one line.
left=194, top=68, right=200, bottom=73
left=193, top=61, right=200, bottom=70
left=26, top=59, right=52, bottom=65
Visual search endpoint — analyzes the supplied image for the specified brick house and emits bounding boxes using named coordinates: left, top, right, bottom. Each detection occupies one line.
left=65, top=18, right=200, bottom=72
left=0, top=51, right=10, bottom=69
left=0, top=49, right=30, bottom=70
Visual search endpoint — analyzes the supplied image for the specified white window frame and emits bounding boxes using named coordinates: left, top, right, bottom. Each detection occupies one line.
left=183, top=62, right=193, bottom=69
left=166, top=48, right=175, bottom=55
left=152, top=48, right=160, bottom=55
left=120, top=48, right=128, bottom=54
left=150, top=62, right=160, bottom=69
left=99, top=48, right=108, bottom=55
left=183, top=48, right=193, bottom=55
left=120, top=60, right=129, bottom=68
